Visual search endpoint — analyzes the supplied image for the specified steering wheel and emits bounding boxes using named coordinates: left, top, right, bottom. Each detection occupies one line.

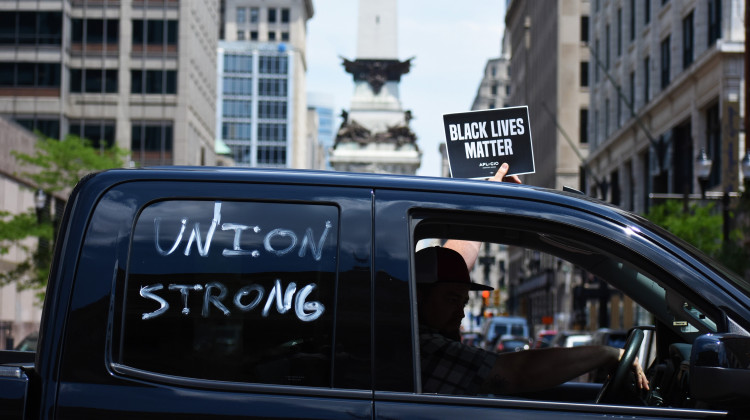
left=595, top=328, right=644, bottom=404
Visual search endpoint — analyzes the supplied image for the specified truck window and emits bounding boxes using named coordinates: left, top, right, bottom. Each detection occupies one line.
left=114, top=200, right=338, bottom=387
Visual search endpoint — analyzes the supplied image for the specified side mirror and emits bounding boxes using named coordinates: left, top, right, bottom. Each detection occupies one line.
left=690, top=333, right=750, bottom=406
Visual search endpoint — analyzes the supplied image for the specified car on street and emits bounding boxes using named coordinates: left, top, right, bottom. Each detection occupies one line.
left=492, top=336, right=532, bottom=353
left=532, top=329, right=557, bottom=348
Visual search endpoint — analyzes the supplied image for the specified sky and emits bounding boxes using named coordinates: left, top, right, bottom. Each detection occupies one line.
left=305, top=1, right=506, bottom=177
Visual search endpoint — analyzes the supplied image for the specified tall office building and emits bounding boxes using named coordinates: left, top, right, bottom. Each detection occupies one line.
left=506, top=0, right=590, bottom=191
left=586, top=0, right=745, bottom=213
left=218, top=0, right=313, bottom=168
left=504, top=0, right=593, bottom=332
left=0, top=0, right=220, bottom=167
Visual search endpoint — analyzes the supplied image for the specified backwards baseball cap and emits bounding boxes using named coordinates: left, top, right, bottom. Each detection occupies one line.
left=415, top=246, right=494, bottom=291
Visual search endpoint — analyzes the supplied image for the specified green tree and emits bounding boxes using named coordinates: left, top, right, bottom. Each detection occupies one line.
left=0, top=134, right=127, bottom=296
left=644, top=199, right=748, bottom=276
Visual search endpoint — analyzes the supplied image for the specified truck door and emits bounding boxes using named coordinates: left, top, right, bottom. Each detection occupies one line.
left=53, top=179, right=373, bottom=419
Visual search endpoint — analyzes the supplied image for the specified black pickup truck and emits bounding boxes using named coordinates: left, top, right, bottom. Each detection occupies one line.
left=1, top=167, right=749, bottom=419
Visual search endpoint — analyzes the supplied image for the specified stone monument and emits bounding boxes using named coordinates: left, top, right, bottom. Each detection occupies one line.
left=329, top=0, right=421, bottom=174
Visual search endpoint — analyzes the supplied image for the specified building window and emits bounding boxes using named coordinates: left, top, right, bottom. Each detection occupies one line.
left=707, top=0, right=721, bottom=47
left=490, top=83, right=498, bottom=95
left=259, top=55, right=288, bottom=74
left=268, top=31, right=276, bottom=41
left=237, top=7, right=246, bottom=24
left=0, top=11, right=62, bottom=46
left=581, top=16, right=589, bottom=42
left=281, top=32, right=289, bottom=41
left=132, top=20, right=178, bottom=46
left=660, top=36, right=670, bottom=90
left=643, top=56, right=650, bottom=103
left=593, top=110, right=599, bottom=145
left=256, top=146, right=286, bottom=166
left=595, top=39, right=600, bottom=83
left=68, top=120, right=116, bottom=149
left=617, top=8, right=622, bottom=56
left=224, top=54, right=252, bottom=73
left=70, top=68, right=118, bottom=93
left=131, top=70, right=177, bottom=94
left=630, top=0, right=635, bottom=41
left=222, top=99, right=252, bottom=118
left=258, top=100, right=287, bottom=119
left=682, top=11, right=694, bottom=69
left=268, top=8, right=277, bottom=23
left=250, top=8, right=259, bottom=23
left=580, top=61, right=589, bottom=87
left=0, top=62, right=61, bottom=88
left=605, top=98, right=610, bottom=137
left=14, top=118, right=59, bottom=139
left=580, top=109, right=588, bottom=144
left=222, top=122, right=252, bottom=140
left=259, top=78, right=287, bottom=97
left=610, top=170, right=621, bottom=205
left=131, top=121, right=173, bottom=166
left=258, top=122, right=287, bottom=142
left=237, top=30, right=245, bottom=40
left=223, top=76, right=252, bottom=96
left=605, top=24, right=610, bottom=68
left=250, top=31, right=258, bottom=41
left=644, top=0, right=651, bottom=24
left=629, top=71, right=635, bottom=111
left=72, top=18, right=119, bottom=45
left=705, top=103, right=721, bottom=188
left=281, top=8, right=290, bottom=23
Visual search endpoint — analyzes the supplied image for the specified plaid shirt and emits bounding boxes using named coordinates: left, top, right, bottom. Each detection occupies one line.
left=420, top=327, right=498, bottom=395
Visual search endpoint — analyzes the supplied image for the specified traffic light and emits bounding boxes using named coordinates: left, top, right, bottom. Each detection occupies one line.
left=481, top=290, right=490, bottom=306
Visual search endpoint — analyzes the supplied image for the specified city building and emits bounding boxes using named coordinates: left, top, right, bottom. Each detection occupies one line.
left=0, top=0, right=220, bottom=167
left=471, top=36, right=511, bottom=112
left=217, top=0, right=314, bottom=168
left=307, top=91, right=335, bottom=169
left=504, top=0, right=598, bottom=334
left=329, top=0, right=421, bottom=175
left=586, top=0, right=746, bottom=214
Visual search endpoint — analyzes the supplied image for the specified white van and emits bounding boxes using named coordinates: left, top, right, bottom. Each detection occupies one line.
left=479, top=316, right=530, bottom=349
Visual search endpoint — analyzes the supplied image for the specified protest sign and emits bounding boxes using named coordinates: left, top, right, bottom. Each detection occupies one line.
left=443, top=106, right=535, bottom=179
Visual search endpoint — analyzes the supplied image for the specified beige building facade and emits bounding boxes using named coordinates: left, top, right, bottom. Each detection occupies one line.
left=506, top=0, right=591, bottom=191
left=0, top=0, right=220, bottom=167
left=586, top=0, right=745, bottom=213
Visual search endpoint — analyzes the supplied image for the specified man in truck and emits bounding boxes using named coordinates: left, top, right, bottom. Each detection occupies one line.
left=416, top=163, right=649, bottom=396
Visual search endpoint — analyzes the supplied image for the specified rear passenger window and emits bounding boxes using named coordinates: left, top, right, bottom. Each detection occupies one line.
left=115, top=200, right=338, bottom=387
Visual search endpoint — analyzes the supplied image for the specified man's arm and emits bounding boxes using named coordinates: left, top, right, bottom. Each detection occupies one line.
left=479, top=346, right=649, bottom=395
left=479, top=345, right=621, bottom=395
left=444, top=163, right=521, bottom=269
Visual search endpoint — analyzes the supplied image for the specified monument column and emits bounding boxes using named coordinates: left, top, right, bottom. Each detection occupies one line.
left=329, top=0, right=422, bottom=175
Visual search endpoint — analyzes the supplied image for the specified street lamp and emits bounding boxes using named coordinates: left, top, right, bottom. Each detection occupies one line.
left=34, top=189, right=46, bottom=220
left=695, top=148, right=713, bottom=200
